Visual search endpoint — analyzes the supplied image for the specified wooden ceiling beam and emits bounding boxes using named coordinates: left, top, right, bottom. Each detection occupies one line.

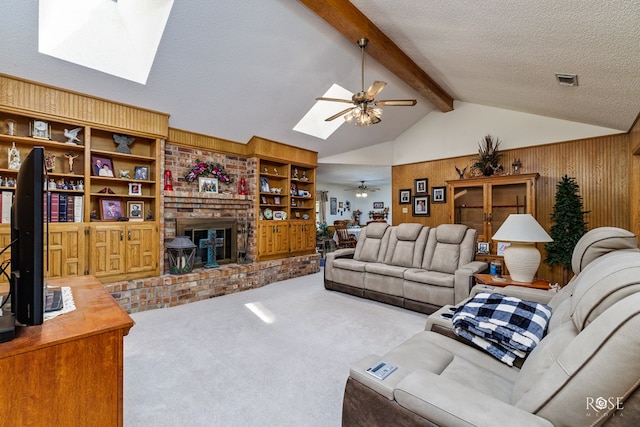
left=298, top=0, right=454, bottom=112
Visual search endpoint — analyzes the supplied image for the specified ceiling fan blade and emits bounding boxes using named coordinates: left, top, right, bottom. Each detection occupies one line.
left=325, top=107, right=355, bottom=122
left=365, top=81, right=387, bottom=99
left=374, top=99, right=417, bottom=106
left=316, top=97, right=355, bottom=104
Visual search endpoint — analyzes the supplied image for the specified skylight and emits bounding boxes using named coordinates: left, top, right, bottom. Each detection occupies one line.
left=293, top=84, right=353, bottom=140
left=38, top=0, right=174, bottom=84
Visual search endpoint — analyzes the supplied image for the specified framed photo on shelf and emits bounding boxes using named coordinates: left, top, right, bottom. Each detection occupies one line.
left=399, top=189, right=411, bottom=204
left=274, top=196, right=281, bottom=205
left=477, top=242, right=490, bottom=254
left=199, top=177, right=218, bottom=193
left=412, top=195, right=430, bottom=216
left=260, top=177, right=270, bottom=193
left=134, top=166, right=149, bottom=180
left=432, top=186, right=447, bottom=203
left=290, top=182, right=298, bottom=196
left=92, top=155, right=114, bottom=177
left=497, top=241, right=511, bottom=256
left=127, top=201, right=144, bottom=221
left=128, top=183, right=142, bottom=196
left=100, top=199, right=123, bottom=221
left=414, top=178, right=428, bottom=195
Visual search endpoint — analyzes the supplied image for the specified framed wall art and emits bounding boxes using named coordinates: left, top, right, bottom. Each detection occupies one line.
left=414, top=178, right=428, bottom=195
left=432, top=186, right=447, bottom=203
left=412, top=195, right=430, bottom=216
left=399, top=189, right=411, bottom=204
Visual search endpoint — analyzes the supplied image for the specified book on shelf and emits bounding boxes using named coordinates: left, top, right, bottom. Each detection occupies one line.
left=66, top=194, right=74, bottom=222
left=1, top=191, right=12, bottom=224
left=58, top=194, right=67, bottom=222
left=50, top=193, right=59, bottom=222
left=73, top=195, right=83, bottom=223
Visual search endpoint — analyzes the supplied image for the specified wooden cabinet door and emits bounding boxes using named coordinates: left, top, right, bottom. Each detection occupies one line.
left=288, top=221, right=304, bottom=253
left=273, top=221, right=289, bottom=255
left=302, top=221, right=316, bottom=251
left=47, top=224, right=86, bottom=278
left=125, top=223, right=157, bottom=274
left=257, top=222, right=289, bottom=258
left=89, top=224, right=126, bottom=277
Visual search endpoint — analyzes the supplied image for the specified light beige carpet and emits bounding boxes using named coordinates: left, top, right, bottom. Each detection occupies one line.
left=124, top=271, right=426, bottom=426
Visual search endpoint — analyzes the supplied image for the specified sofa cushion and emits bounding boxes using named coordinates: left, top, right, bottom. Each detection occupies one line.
left=404, top=269, right=454, bottom=288
left=395, top=223, right=424, bottom=241
left=365, top=262, right=407, bottom=279
left=333, top=258, right=368, bottom=272
left=571, top=226, right=638, bottom=274
left=434, top=224, right=468, bottom=244
left=383, top=224, right=429, bottom=268
left=353, top=223, right=391, bottom=263
left=570, top=250, right=640, bottom=330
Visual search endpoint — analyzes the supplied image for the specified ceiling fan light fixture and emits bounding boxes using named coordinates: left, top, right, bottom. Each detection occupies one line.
left=345, top=106, right=383, bottom=127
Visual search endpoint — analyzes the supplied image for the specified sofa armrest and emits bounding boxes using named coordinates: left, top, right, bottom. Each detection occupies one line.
left=470, top=284, right=556, bottom=305
left=453, top=261, right=488, bottom=303
left=324, top=249, right=355, bottom=281
left=393, top=370, right=553, bottom=427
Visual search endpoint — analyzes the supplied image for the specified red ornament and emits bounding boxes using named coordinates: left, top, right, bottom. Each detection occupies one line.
left=237, top=177, right=248, bottom=195
left=164, top=170, right=174, bottom=191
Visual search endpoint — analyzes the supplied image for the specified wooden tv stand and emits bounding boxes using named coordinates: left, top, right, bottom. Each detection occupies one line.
left=0, top=276, right=134, bottom=427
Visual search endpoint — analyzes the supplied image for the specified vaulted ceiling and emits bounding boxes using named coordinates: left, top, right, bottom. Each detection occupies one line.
left=1, top=1, right=638, bottom=186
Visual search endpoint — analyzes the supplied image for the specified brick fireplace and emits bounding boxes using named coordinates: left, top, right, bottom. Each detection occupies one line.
left=102, top=142, right=319, bottom=314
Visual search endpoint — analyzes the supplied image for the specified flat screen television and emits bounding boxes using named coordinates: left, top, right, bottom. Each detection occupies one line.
left=11, top=146, right=45, bottom=325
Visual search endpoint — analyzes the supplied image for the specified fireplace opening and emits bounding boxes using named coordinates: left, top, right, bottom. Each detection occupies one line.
left=176, top=218, right=237, bottom=267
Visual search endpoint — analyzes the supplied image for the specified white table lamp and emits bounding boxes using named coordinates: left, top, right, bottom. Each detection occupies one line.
left=492, top=214, right=553, bottom=283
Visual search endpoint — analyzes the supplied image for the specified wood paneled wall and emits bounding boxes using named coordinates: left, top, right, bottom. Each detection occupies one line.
left=392, top=132, right=633, bottom=284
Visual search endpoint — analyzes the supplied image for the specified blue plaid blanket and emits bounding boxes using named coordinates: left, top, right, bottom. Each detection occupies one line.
left=452, top=293, right=552, bottom=366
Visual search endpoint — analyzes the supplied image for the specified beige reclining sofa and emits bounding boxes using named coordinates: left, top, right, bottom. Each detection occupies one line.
left=343, top=227, right=640, bottom=426
left=324, top=222, right=487, bottom=314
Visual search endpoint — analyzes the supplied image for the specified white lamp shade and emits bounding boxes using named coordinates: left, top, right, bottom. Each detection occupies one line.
left=492, top=214, right=553, bottom=283
left=492, top=214, right=553, bottom=243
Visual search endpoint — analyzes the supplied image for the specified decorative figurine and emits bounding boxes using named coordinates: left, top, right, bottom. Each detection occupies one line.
left=4, top=119, right=16, bottom=136
left=8, top=142, right=20, bottom=170
left=48, top=179, right=56, bottom=190
left=293, top=167, right=298, bottom=179
left=64, top=127, right=82, bottom=144
left=77, top=180, right=84, bottom=190
left=273, top=167, right=278, bottom=175
left=512, top=158, right=522, bottom=174
left=120, top=170, right=131, bottom=179
left=301, top=170, right=308, bottom=180
left=45, top=153, right=56, bottom=172
left=455, top=166, right=467, bottom=179
left=113, top=133, right=135, bottom=154
left=64, top=152, right=79, bottom=174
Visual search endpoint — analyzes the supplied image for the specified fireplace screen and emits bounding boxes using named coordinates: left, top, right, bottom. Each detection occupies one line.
left=176, top=218, right=237, bottom=267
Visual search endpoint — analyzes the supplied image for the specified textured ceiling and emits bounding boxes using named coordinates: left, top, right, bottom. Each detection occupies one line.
left=0, top=1, right=638, bottom=187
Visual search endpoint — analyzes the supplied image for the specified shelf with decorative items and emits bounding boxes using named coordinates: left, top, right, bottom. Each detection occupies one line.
left=290, top=164, right=315, bottom=222
left=87, top=128, right=159, bottom=224
left=258, top=159, right=290, bottom=221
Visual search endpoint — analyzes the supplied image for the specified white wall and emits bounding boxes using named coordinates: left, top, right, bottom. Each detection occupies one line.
left=319, top=183, right=392, bottom=226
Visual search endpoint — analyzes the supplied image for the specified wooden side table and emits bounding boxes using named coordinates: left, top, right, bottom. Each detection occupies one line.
left=474, top=273, right=551, bottom=290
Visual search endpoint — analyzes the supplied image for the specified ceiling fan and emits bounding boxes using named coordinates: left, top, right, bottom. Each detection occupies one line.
left=317, top=38, right=417, bottom=126
left=345, top=181, right=380, bottom=198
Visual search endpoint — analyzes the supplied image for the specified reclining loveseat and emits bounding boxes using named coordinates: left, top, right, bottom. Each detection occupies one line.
left=324, top=222, right=487, bottom=314
left=343, top=227, right=640, bottom=426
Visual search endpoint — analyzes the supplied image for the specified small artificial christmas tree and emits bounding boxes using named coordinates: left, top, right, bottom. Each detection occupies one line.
left=545, top=175, right=589, bottom=285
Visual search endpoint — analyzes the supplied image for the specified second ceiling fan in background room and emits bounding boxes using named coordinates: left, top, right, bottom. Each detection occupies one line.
left=345, top=181, right=380, bottom=198
left=317, top=38, right=417, bottom=126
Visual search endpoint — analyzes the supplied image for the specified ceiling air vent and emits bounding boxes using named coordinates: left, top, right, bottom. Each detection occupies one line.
left=555, top=73, right=578, bottom=86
